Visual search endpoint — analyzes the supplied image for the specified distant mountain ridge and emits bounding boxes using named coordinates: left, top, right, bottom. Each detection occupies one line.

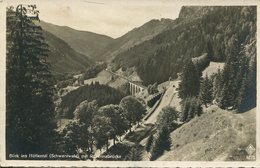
left=38, top=21, right=114, bottom=61
left=39, top=6, right=256, bottom=83
left=39, top=19, right=175, bottom=62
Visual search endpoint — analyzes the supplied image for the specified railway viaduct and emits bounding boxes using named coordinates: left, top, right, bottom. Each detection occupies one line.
left=105, top=69, right=146, bottom=95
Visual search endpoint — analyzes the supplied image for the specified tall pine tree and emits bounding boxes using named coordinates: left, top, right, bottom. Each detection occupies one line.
left=199, top=74, right=213, bottom=107
left=150, top=126, right=171, bottom=161
left=6, top=5, right=57, bottom=156
left=217, top=35, right=253, bottom=110
left=178, top=59, right=201, bottom=99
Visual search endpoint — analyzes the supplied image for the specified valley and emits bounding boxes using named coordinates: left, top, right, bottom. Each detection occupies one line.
left=52, top=6, right=256, bottom=161
left=6, top=4, right=256, bottom=163
left=42, top=30, right=93, bottom=74
left=54, top=51, right=255, bottom=161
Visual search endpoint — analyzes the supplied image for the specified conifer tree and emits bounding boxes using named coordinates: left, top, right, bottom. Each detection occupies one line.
left=212, top=69, right=223, bottom=102
left=180, top=98, right=190, bottom=122
left=218, top=84, right=230, bottom=109
left=145, top=134, right=154, bottom=152
left=178, top=60, right=201, bottom=99
left=6, top=5, right=57, bottom=156
left=194, top=98, right=203, bottom=117
left=126, top=145, right=142, bottom=161
left=199, top=74, right=213, bottom=107
left=217, top=35, right=251, bottom=110
left=187, top=98, right=196, bottom=121
left=236, top=42, right=256, bottom=112
left=206, top=41, right=214, bottom=60
left=181, top=97, right=202, bottom=122
left=236, top=76, right=247, bottom=111
left=150, top=126, right=171, bottom=161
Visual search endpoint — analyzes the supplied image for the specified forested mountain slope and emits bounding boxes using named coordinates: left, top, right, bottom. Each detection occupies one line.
left=43, top=30, right=94, bottom=74
left=38, top=21, right=114, bottom=61
left=97, top=19, right=175, bottom=61
left=111, top=6, right=256, bottom=85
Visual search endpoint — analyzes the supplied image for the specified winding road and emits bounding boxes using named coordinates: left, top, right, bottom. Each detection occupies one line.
left=144, top=80, right=181, bottom=124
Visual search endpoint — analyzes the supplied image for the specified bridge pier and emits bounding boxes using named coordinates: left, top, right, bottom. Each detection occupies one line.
left=129, top=82, right=145, bottom=95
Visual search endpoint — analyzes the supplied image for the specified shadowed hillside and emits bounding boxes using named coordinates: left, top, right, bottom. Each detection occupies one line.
left=43, top=30, right=94, bottom=74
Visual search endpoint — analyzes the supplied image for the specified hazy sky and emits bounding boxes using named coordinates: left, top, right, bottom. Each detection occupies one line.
left=7, top=0, right=182, bottom=38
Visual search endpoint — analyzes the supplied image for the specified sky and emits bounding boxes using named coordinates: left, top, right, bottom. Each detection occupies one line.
left=6, top=0, right=182, bottom=38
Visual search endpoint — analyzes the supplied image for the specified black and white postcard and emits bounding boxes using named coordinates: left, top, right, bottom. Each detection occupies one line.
left=0, top=0, right=259, bottom=167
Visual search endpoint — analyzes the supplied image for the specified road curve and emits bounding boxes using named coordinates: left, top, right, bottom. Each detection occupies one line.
left=144, top=80, right=181, bottom=124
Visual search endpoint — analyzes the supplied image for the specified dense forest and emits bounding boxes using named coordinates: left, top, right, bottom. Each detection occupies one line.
left=112, top=6, right=256, bottom=86
left=58, top=82, right=127, bottom=118
left=82, top=63, right=107, bottom=80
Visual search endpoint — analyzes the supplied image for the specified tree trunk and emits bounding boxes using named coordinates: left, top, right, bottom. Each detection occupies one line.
left=87, top=150, right=90, bottom=160
left=106, top=138, right=109, bottom=151
left=129, top=122, right=132, bottom=133
left=90, top=141, right=93, bottom=153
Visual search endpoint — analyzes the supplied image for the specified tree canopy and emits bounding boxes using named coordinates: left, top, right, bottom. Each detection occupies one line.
left=59, top=82, right=126, bottom=118
left=156, top=106, right=179, bottom=131
left=120, top=96, right=146, bottom=129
